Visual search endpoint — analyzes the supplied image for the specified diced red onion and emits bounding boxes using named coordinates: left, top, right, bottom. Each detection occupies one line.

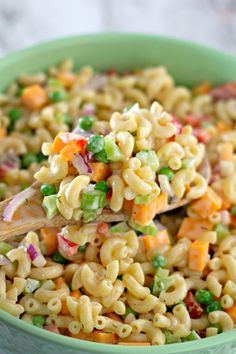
left=3, top=187, right=36, bottom=222
left=80, top=103, right=96, bottom=116
left=27, top=244, right=38, bottom=261
left=58, top=132, right=86, bottom=144
left=57, top=234, right=78, bottom=257
left=0, top=255, right=10, bottom=266
left=72, top=153, right=92, bottom=175
left=27, top=243, right=46, bottom=267
left=72, top=126, right=93, bottom=138
left=32, top=254, right=46, bottom=267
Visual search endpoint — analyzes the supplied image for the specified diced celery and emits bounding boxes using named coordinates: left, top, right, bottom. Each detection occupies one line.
left=83, top=210, right=97, bottom=222
left=128, top=220, right=158, bottom=236
left=43, top=195, right=58, bottom=219
left=0, top=242, right=12, bottom=255
left=80, top=190, right=106, bottom=210
left=164, top=330, right=181, bottom=344
left=136, top=150, right=159, bottom=172
left=214, top=223, right=229, bottom=241
left=110, top=222, right=130, bottom=233
left=151, top=268, right=172, bottom=296
left=182, top=157, right=196, bottom=169
left=155, top=268, right=170, bottom=278
left=24, top=279, right=41, bottom=294
left=104, top=136, right=122, bottom=162
left=134, top=194, right=155, bottom=205
left=182, top=330, right=200, bottom=341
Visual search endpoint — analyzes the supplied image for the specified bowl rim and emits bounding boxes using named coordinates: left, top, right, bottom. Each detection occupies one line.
left=0, top=32, right=236, bottom=353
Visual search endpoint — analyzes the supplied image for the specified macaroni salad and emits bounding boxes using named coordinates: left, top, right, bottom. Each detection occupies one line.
left=0, top=60, right=236, bottom=346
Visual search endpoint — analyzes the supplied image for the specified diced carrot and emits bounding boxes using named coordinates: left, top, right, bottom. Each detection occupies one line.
left=21, top=84, right=47, bottom=110
left=142, top=230, right=170, bottom=252
left=192, top=82, right=212, bottom=95
left=216, top=121, right=232, bottom=132
left=227, top=304, right=236, bottom=323
left=93, top=331, right=117, bottom=344
left=220, top=143, right=233, bottom=161
left=57, top=72, right=74, bottom=88
left=106, top=312, right=122, bottom=323
left=40, top=227, right=59, bottom=256
left=0, top=127, right=7, bottom=138
left=70, top=290, right=81, bottom=299
left=118, top=342, right=151, bottom=346
left=177, top=217, right=213, bottom=241
left=131, top=196, right=157, bottom=227
left=60, top=300, right=69, bottom=315
left=188, top=240, right=209, bottom=272
left=122, top=199, right=134, bottom=214
left=89, top=162, right=111, bottom=182
left=69, top=332, right=94, bottom=341
left=54, top=277, right=66, bottom=289
left=155, top=192, right=168, bottom=214
left=191, top=187, right=222, bottom=219
left=156, top=229, right=170, bottom=245
left=51, top=135, right=67, bottom=153
left=60, top=141, right=80, bottom=161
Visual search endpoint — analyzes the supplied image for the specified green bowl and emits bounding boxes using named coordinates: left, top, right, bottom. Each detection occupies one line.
left=0, top=33, right=236, bottom=354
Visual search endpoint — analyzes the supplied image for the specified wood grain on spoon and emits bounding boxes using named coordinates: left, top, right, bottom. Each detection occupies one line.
left=0, top=157, right=210, bottom=241
left=0, top=184, right=188, bottom=241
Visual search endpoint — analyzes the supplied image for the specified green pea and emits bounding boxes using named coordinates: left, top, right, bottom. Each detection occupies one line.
left=37, top=153, right=47, bottom=163
left=8, top=108, right=22, bottom=122
left=32, top=315, right=46, bottom=328
left=41, top=184, right=57, bottom=196
left=152, top=255, right=167, bottom=268
left=78, top=244, right=86, bottom=253
left=52, top=251, right=68, bottom=265
left=22, top=152, right=38, bottom=168
left=79, top=116, right=95, bottom=131
left=87, top=135, right=105, bottom=154
left=159, top=166, right=174, bottom=181
left=195, top=289, right=213, bottom=305
left=206, top=301, right=222, bottom=314
left=93, top=149, right=108, bottom=163
left=48, top=90, right=67, bottom=102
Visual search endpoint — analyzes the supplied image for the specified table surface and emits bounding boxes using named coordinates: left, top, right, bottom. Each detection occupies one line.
left=0, top=0, right=236, bottom=353
left=0, top=0, right=236, bottom=57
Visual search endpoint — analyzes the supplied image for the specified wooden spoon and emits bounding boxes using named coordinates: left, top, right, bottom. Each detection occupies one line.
left=0, top=158, right=211, bottom=241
